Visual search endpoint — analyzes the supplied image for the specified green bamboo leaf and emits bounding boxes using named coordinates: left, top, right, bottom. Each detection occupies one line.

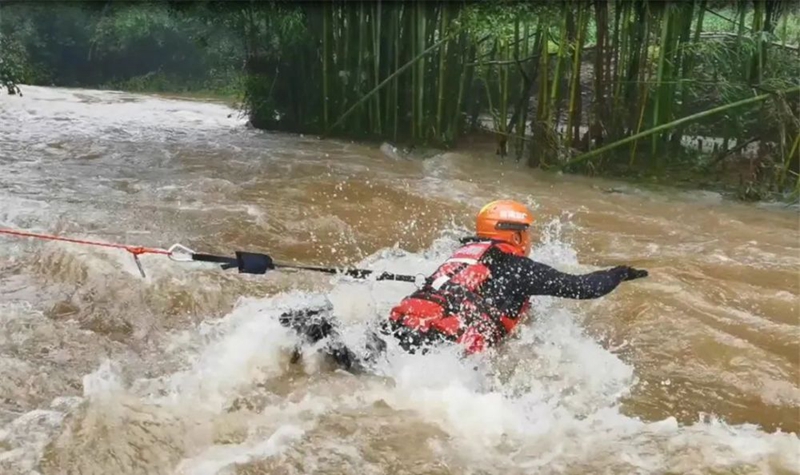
left=562, top=84, right=800, bottom=170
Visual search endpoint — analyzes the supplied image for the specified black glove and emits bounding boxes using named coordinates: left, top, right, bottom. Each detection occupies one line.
left=610, top=265, right=648, bottom=282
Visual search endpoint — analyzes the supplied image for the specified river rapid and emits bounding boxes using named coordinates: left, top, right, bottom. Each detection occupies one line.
left=0, top=86, right=798, bottom=475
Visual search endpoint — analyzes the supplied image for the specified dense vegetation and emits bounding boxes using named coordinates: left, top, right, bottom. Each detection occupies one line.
left=2, top=1, right=799, bottom=200
left=0, top=1, right=243, bottom=96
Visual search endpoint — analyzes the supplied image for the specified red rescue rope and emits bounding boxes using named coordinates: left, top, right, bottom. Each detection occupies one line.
left=0, top=227, right=185, bottom=278
left=0, top=228, right=171, bottom=256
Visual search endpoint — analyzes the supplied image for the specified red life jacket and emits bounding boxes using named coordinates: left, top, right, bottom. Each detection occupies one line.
left=388, top=240, right=531, bottom=354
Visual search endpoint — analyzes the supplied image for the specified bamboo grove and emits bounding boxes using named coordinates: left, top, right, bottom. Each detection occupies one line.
left=2, top=0, right=798, bottom=196
left=239, top=0, right=799, bottom=195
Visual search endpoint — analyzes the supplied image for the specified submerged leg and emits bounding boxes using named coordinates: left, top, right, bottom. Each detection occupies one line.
left=278, top=307, right=387, bottom=373
left=279, top=307, right=335, bottom=364
left=278, top=307, right=336, bottom=344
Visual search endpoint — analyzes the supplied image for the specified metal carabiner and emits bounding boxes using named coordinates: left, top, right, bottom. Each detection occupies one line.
left=166, top=243, right=196, bottom=262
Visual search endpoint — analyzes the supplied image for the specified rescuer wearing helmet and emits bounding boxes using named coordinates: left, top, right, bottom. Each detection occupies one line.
left=283, top=199, right=648, bottom=370
left=379, top=199, right=648, bottom=356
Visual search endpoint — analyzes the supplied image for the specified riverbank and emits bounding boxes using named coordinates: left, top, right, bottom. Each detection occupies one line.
left=147, top=89, right=242, bottom=108
left=369, top=127, right=800, bottom=207
left=301, top=127, right=799, bottom=206
left=103, top=78, right=243, bottom=109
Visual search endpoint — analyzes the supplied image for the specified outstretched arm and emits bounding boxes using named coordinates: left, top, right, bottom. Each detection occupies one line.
left=511, top=257, right=648, bottom=299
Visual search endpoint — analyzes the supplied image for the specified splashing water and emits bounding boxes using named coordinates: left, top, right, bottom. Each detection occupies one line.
left=0, top=226, right=793, bottom=475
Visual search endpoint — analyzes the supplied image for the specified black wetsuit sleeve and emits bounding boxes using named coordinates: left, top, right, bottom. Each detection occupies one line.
left=506, top=256, right=627, bottom=300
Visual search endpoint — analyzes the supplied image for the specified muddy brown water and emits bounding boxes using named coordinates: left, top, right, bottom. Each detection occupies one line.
left=0, top=86, right=798, bottom=475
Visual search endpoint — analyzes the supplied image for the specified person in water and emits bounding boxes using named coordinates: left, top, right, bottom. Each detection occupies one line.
left=280, top=199, right=648, bottom=371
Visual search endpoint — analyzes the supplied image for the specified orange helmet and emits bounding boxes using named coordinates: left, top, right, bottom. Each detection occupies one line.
left=475, top=200, right=534, bottom=255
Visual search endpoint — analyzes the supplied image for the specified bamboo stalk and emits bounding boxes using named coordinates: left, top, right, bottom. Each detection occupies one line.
left=675, top=4, right=692, bottom=124
left=629, top=65, right=653, bottom=166
left=375, top=0, right=383, bottom=134
left=392, top=4, right=400, bottom=141
left=780, top=9, right=788, bottom=47
left=417, top=1, right=426, bottom=140
left=322, top=1, right=330, bottom=130
left=607, top=0, right=618, bottom=102
left=650, top=4, right=670, bottom=162
left=483, top=42, right=499, bottom=134
left=611, top=0, right=631, bottom=139
left=373, top=0, right=382, bottom=134
left=359, top=2, right=369, bottom=130
left=561, top=85, right=800, bottom=170
left=697, top=31, right=800, bottom=51
left=536, top=22, right=550, bottom=126
left=410, top=3, right=417, bottom=140
left=795, top=169, right=800, bottom=195
left=536, top=26, right=551, bottom=165
left=516, top=18, right=530, bottom=156
left=736, top=0, right=747, bottom=86
left=443, top=12, right=461, bottom=123
left=693, top=0, right=706, bottom=43
left=334, top=3, right=344, bottom=120
left=566, top=2, right=586, bottom=146
left=737, top=2, right=747, bottom=38
left=501, top=37, right=508, bottom=139
left=778, top=132, right=800, bottom=187
left=635, top=2, right=651, bottom=123
left=513, top=25, right=544, bottom=165
left=449, top=36, right=472, bottom=142
left=592, top=0, right=608, bottom=147
left=382, top=3, right=391, bottom=131
left=329, top=29, right=458, bottom=132
left=679, top=0, right=707, bottom=95
left=551, top=10, right=568, bottom=132
left=750, top=0, right=766, bottom=85
left=340, top=5, right=349, bottom=115
left=436, top=5, right=447, bottom=140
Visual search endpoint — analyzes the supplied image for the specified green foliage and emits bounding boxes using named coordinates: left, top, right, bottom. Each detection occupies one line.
left=0, top=31, right=31, bottom=90
left=93, top=5, right=175, bottom=49
left=461, top=2, right=538, bottom=40
left=0, top=1, right=245, bottom=95
left=676, top=30, right=799, bottom=144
